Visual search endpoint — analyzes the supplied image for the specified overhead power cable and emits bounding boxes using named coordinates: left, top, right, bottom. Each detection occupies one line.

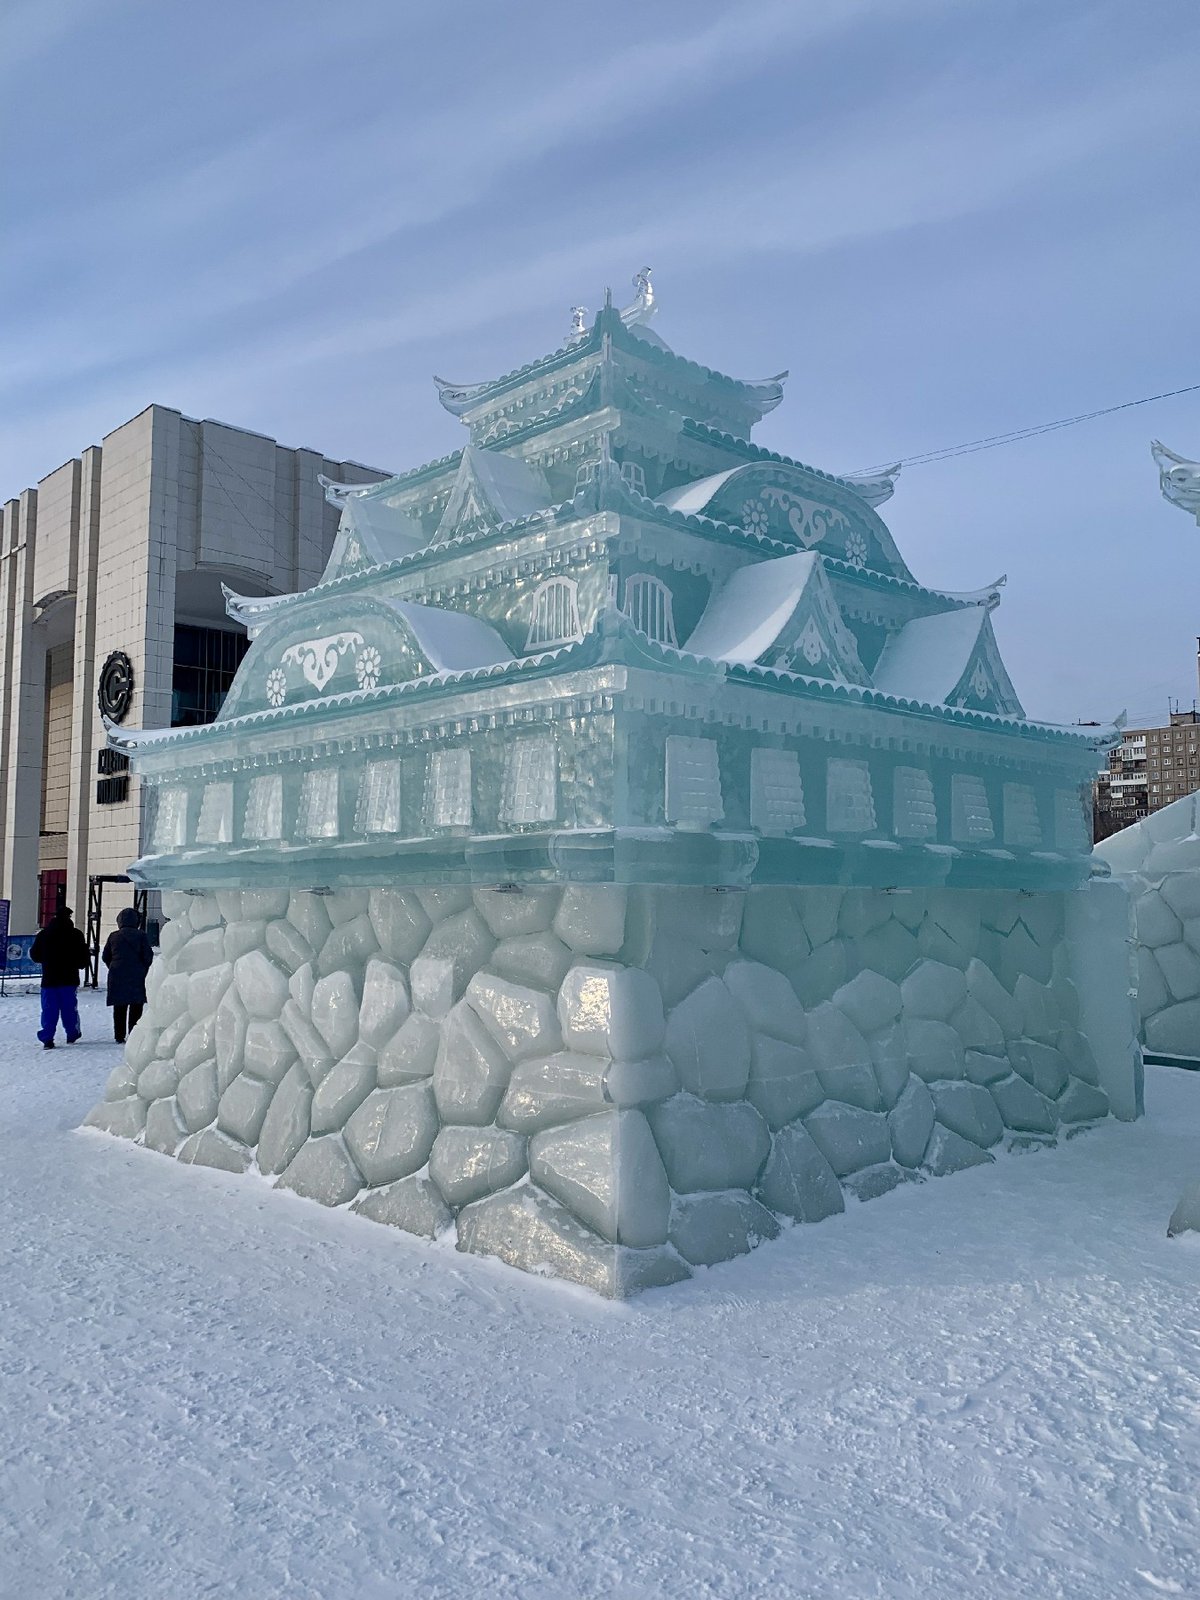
left=850, top=380, right=1200, bottom=477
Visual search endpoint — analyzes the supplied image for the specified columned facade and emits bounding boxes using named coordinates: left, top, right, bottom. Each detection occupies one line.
left=0, top=405, right=387, bottom=933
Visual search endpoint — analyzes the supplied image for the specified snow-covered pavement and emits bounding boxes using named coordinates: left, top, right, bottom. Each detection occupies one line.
left=2, top=989, right=1198, bottom=1599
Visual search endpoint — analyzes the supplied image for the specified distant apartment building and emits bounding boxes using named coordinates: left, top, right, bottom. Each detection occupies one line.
left=0, top=405, right=387, bottom=935
left=1094, top=705, right=1200, bottom=842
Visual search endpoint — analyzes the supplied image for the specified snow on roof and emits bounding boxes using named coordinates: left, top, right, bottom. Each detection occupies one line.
left=343, top=494, right=426, bottom=562
left=388, top=600, right=513, bottom=674
left=683, top=552, right=821, bottom=665
left=466, top=446, right=551, bottom=523
left=870, top=607, right=988, bottom=705
left=434, top=446, right=553, bottom=540
left=655, top=467, right=743, bottom=518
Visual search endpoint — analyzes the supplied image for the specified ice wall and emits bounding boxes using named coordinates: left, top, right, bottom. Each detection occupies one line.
left=86, top=881, right=1137, bottom=1295
left=1094, top=794, right=1200, bottom=1062
left=1093, top=799, right=1200, bottom=1237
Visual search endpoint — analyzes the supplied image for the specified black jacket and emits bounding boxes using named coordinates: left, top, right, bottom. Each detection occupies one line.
left=31, top=913, right=89, bottom=989
left=102, top=909, right=154, bottom=1006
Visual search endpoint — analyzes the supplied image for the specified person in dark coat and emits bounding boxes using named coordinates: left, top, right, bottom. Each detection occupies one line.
left=102, top=907, right=154, bottom=1044
left=31, top=906, right=90, bottom=1049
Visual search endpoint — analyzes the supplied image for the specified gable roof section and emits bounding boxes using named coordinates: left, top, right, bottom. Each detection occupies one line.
left=683, top=552, right=869, bottom=685
left=432, top=446, right=553, bottom=543
left=318, top=475, right=428, bottom=581
left=389, top=600, right=512, bottom=674
left=871, top=608, right=1024, bottom=716
left=656, top=461, right=913, bottom=584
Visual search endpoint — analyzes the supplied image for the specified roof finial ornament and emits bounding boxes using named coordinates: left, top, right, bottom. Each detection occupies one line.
left=570, top=305, right=589, bottom=338
left=1152, top=440, right=1200, bottom=524
left=620, top=267, right=656, bottom=328
left=842, top=462, right=901, bottom=509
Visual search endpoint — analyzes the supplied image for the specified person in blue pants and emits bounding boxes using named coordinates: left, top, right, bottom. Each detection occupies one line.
left=31, top=906, right=90, bottom=1049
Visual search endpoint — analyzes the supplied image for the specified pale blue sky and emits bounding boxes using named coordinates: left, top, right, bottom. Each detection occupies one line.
left=3, top=0, right=1198, bottom=725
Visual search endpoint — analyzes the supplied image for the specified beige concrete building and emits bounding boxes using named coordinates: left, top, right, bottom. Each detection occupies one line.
left=0, top=405, right=386, bottom=936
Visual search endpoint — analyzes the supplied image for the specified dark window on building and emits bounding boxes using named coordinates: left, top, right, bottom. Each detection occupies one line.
left=38, top=869, right=66, bottom=926
left=171, top=625, right=249, bottom=727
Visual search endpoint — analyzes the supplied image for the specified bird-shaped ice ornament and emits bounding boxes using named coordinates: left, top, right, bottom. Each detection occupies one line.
left=1152, top=440, right=1200, bottom=522
left=843, top=463, right=901, bottom=509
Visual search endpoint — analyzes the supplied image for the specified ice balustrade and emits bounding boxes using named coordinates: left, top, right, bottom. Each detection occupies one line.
left=153, top=744, right=1091, bottom=862
left=664, top=736, right=724, bottom=831
left=826, top=759, right=876, bottom=835
left=425, top=749, right=472, bottom=830
left=195, top=782, right=233, bottom=845
left=749, top=748, right=806, bottom=835
left=243, top=774, right=284, bottom=842
left=356, top=760, right=403, bottom=835
left=1002, top=783, right=1042, bottom=849
left=893, top=767, right=937, bottom=840
left=951, top=774, right=994, bottom=844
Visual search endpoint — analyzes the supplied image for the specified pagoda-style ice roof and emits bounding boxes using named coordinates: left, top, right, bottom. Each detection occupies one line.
left=434, top=284, right=788, bottom=441
left=110, top=274, right=1111, bottom=894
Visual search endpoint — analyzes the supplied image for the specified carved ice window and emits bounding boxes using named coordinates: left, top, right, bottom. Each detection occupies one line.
left=501, top=737, right=558, bottom=826
left=623, top=574, right=678, bottom=648
left=525, top=578, right=582, bottom=651
left=1003, top=783, right=1042, bottom=848
left=1054, top=786, right=1089, bottom=852
left=572, top=460, right=645, bottom=496
left=243, top=774, right=283, bottom=841
left=750, top=748, right=806, bottom=835
left=152, top=787, right=188, bottom=852
left=826, top=758, right=876, bottom=834
left=356, top=760, right=402, bottom=835
left=426, top=749, right=472, bottom=829
left=195, top=782, right=233, bottom=845
left=951, top=774, right=994, bottom=843
left=297, top=769, right=340, bottom=840
left=665, top=735, right=723, bottom=830
left=893, top=766, right=937, bottom=839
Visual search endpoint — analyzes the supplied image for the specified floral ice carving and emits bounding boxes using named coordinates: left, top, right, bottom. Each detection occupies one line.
left=280, top=632, right=365, bottom=693
left=265, top=668, right=287, bottom=708
left=760, top=486, right=852, bottom=551
left=844, top=529, right=868, bottom=568
left=743, top=498, right=770, bottom=536
left=355, top=645, right=382, bottom=691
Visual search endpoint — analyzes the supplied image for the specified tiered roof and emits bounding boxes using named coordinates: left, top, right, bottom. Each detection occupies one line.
left=109, top=273, right=1111, bottom=891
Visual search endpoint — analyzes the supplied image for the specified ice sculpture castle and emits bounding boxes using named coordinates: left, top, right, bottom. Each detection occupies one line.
left=91, top=274, right=1140, bottom=1295
left=115, top=273, right=1097, bottom=888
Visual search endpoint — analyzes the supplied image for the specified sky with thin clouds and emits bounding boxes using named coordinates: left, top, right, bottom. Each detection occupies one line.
left=2, top=0, right=1198, bottom=726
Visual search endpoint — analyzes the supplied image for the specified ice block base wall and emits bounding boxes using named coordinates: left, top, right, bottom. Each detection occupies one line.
left=1095, top=792, right=1200, bottom=1065
left=86, top=881, right=1138, bottom=1296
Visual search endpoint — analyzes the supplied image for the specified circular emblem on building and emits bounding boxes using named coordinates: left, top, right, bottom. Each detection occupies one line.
left=98, top=651, right=134, bottom=722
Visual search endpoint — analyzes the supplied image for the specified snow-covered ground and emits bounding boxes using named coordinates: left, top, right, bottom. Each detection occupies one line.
left=2, top=990, right=1198, bottom=1600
